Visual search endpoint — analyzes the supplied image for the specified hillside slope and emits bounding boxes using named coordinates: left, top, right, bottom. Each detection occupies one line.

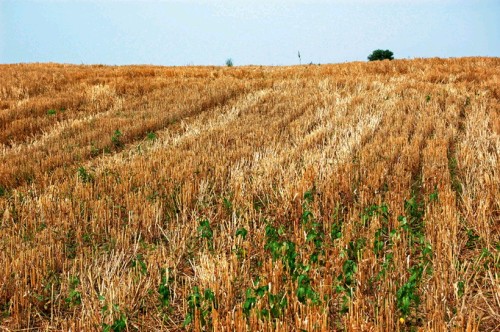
left=0, top=58, right=499, bottom=331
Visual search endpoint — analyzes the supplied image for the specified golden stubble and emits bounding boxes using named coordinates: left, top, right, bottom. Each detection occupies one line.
left=0, top=58, right=498, bottom=331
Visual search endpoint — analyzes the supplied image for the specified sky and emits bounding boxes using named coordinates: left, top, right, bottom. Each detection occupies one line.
left=0, top=0, right=499, bottom=66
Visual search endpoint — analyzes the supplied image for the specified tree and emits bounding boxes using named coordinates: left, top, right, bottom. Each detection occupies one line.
left=225, top=58, right=233, bottom=67
left=368, top=49, right=394, bottom=61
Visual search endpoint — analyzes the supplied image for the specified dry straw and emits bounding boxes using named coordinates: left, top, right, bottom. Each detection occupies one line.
left=0, top=58, right=498, bottom=330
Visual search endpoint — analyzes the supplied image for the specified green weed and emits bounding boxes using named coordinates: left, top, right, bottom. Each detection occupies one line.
left=264, top=224, right=298, bottom=275
left=222, top=196, right=233, bottom=214
left=429, top=186, right=439, bottom=203
left=266, top=292, right=287, bottom=319
left=184, top=287, right=217, bottom=329
left=296, top=272, right=319, bottom=305
left=64, top=229, right=78, bottom=259
left=130, top=254, right=147, bottom=275
left=396, top=265, right=423, bottom=317
left=457, top=281, right=465, bottom=298
left=336, top=238, right=366, bottom=313
left=146, top=131, right=157, bottom=141
left=243, top=285, right=268, bottom=317
left=198, top=219, right=214, bottom=251
left=111, top=130, right=123, bottom=148
left=65, top=276, right=82, bottom=307
left=235, top=227, right=248, bottom=240
left=465, top=229, right=480, bottom=249
left=77, top=166, right=94, bottom=183
left=101, top=303, right=127, bottom=332
left=233, top=227, right=248, bottom=260
left=395, top=193, right=433, bottom=322
left=158, top=268, right=173, bottom=308
left=331, top=204, right=345, bottom=241
left=103, top=314, right=127, bottom=332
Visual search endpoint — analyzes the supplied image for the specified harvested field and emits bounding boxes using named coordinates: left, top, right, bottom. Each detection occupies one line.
left=0, top=57, right=499, bottom=331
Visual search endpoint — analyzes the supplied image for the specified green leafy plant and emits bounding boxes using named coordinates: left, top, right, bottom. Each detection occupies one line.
left=266, top=292, right=287, bottom=319
left=198, top=219, right=214, bottom=251
left=303, top=189, right=314, bottom=205
left=373, top=228, right=386, bottom=256
left=264, top=224, right=283, bottom=261
left=111, top=129, right=123, bottom=148
left=90, top=143, right=100, bottom=157
left=370, top=204, right=390, bottom=257
left=281, top=240, right=299, bottom=276
left=243, top=288, right=257, bottom=317
left=102, top=304, right=127, bottom=332
left=347, top=238, right=366, bottom=263
left=130, top=253, right=147, bottom=275
left=0, top=300, right=11, bottom=321
left=429, top=187, right=439, bottom=202
left=465, top=228, right=480, bottom=249
left=233, top=227, right=249, bottom=259
left=225, top=58, right=234, bottom=67
left=146, top=131, right=157, bottom=141
left=403, top=196, right=425, bottom=236
left=264, top=224, right=298, bottom=275
left=232, top=246, right=246, bottom=260
left=296, top=273, right=319, bottom=305
left=396, top=265, right=423, bottom=317
left=65, top=276, right=82, bottom=307
left=457, top=281, right=465, bottom=298
left=305, top=222, right=325, bottom=264
left=65, top=228, right=78, bottom=259
left=103, top=314, right=127, bottom=332
left=78, top=166, right=94, bottom=183
left=243, top=285, right=268, bottom=317
left=158, top=268, right=173, bottom=308
left=361, top=203, right=389, bottom=227
left=235, top=227, right=248, bottom=240
left=336, top=238, right=366, bottom=313
left=476, top=247, right=495, bottom=269
left=300, top=189, right=326, bottom=264
left=184, top=287, right=217, bottom=329
left=331, top=222, right=342, bottom=241
left=223, top=197, right=233, bottom=213
left=376, top=253, right=394, bottom=280
left=394, top=192, right=434, bottom=322
left=47, top=109, right=57, bottom=116
left=331, top=204, right=345, bottom=240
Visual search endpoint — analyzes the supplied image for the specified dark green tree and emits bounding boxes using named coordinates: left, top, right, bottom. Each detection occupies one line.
left=368, top=49, right=394, bottom=61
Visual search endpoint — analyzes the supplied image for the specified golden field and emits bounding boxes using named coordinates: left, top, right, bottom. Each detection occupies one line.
left=0, top=58, right=499, bottom=331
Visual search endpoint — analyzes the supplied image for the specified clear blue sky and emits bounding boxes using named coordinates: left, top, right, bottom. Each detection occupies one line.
left=1, top=0, right=499, bottom=66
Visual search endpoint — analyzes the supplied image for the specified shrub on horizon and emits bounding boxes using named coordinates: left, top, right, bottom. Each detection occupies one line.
left=368, top=49, right=394, bottom=61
